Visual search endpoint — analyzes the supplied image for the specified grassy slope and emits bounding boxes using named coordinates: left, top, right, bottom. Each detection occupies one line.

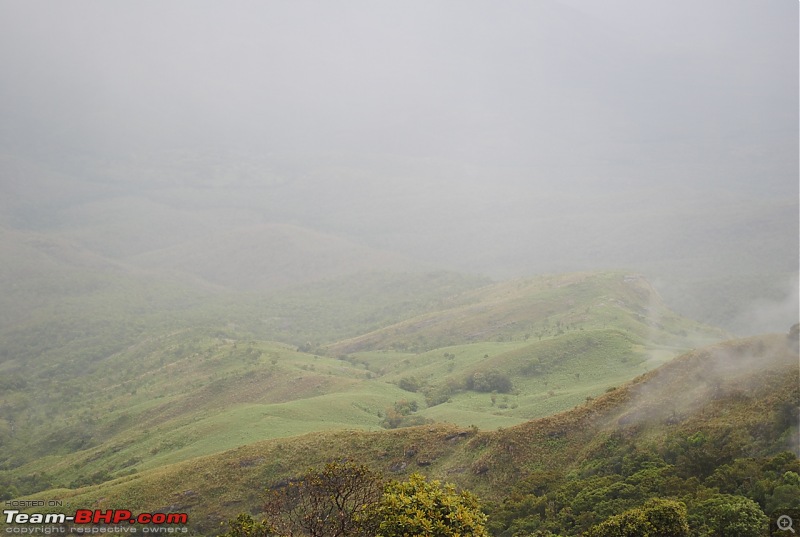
left=17, top=333, right=797, bottom=534
left=1, top=226, right=493, bottom=488
left=1, top=270, right=730, bottom=507
left=327, top=272, right=725, bottom=354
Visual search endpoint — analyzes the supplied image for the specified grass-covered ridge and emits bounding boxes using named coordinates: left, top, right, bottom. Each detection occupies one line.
left=1, top=270, right=724, bottom=496
left=327, top=272, right=724, bottom=354
left=14, top=332, right=797, bottom=535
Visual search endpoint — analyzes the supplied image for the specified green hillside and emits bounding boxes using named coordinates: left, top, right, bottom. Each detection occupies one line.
left=12, top=332, right=797, bottom=535
left=0, top=227, right=768, bottom=536
left=0, top=270, right=727, bottom=504
left=328, top=272, right=724, bottom=354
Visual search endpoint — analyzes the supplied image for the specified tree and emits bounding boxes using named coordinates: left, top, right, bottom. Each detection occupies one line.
left=585, top=498, right=689, bottom=537
left=466, top=371, right=513, bottom=393
left=220, top=467, right=490, bottom=537
left=218, top=514, right=274, bottom=537
left=692, top=494, right=768, bottom=537
left=376, top=473, right=489, bottom=537
left=381, top=400, right=431, bottom=429
left=263, top=462, right=384, bottom=537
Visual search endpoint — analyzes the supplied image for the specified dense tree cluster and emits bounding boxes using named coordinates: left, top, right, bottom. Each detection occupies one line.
left=487, top=450, right=799, bottom=536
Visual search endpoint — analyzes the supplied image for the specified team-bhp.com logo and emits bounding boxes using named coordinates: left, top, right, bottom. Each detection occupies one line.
left=5, top=510, right=188, bottom=525
left=4, top=509, right=188, bottom=533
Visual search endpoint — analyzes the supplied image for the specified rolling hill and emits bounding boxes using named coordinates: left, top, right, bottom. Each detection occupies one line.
left=1, top=270, right=728, bottom=506
left=0, top=216, right=791, bottom=536
left=11, top=331, right=797, bottom=535
left=0, top=3, right=796, bottom=533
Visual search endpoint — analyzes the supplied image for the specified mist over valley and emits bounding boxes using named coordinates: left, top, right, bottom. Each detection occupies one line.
left=0, top=2, right=797, bottom=535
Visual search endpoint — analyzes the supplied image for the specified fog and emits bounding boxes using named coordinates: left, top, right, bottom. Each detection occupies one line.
left=0, top=1, right=797, bottom=332
left=1, top=2, right=795, bottom=170
left=614, top=332, right=799, bottom=458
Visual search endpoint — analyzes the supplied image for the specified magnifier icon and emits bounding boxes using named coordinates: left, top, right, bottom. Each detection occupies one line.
left=778, top=515, right=796, bottom=533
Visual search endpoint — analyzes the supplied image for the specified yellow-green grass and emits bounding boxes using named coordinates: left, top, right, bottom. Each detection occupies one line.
left=13, top=334, right=797, bottom=535
left=5, top=329, right=711, bottom=488
left=1, top=271, right=729, bottom=497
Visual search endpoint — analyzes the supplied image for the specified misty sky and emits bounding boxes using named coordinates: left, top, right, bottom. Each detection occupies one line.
left=0, top=1, right=796, bottom=181
left=0, top=1, right=797, bottom=300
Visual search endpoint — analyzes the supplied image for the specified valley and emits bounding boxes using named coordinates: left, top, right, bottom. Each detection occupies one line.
left=0, top=177, right=795, bottom=535
left=0, top=2, right=797, bottom=532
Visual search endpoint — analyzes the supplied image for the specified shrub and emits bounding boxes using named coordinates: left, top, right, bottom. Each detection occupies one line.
left=398, top=376, right=423, bottom=393
left=423, top=381, right=458, bottom=407
left=218, top=514, right=274, bottom=537
left=466, top=371, right=513, bottom=393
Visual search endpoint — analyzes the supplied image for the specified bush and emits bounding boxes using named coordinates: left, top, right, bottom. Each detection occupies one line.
left=381, top=400, right=431, bottom=429
left=423, top=381, right=459, bottom=407
left=466, top=371, right=513, bottom=393
left=398, top=376, right=423, bottom=393
left=218, top=514, right=274, bottom=537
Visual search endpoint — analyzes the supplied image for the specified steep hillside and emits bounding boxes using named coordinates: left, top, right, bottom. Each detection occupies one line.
left=15, top=332, right=797, bottom=535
